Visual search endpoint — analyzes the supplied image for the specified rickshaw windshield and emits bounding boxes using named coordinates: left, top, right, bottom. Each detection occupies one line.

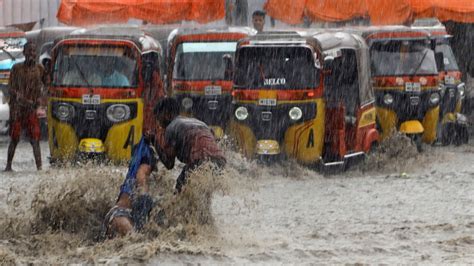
left=53, top=45, right=138, bottom=88
left=173, top=41, right=237, bottom=81
left=435, top=42, right=459, bottom=72
left=370, top=40, right=438, bottom=76
left=0, top=37, right=26, bottom=62
left=234, top=46, right=319, bottom=89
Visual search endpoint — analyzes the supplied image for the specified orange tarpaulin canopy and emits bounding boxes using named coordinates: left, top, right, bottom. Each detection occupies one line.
left=408, top=0, right=474, bottom=23
left=264, top=0, right=474, bottom=25
left=57, top=0, right=225, bottom=26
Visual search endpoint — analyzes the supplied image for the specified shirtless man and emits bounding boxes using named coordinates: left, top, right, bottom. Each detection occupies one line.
left=4, top=42, right=48, bottom=171
left=102, top=98, right=225, bottom=238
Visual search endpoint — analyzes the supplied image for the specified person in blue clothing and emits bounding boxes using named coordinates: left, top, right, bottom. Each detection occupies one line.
left=100, top=98, right=226, bottom=239
left=99, top=59, right=130, bottom=87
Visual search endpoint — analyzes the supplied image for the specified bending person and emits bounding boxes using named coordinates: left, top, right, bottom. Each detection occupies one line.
left=101, top=97, right=225, bottom=238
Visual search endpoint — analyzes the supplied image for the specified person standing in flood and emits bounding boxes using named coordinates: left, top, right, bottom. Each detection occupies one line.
left=4, top=42, right=48, bottom=171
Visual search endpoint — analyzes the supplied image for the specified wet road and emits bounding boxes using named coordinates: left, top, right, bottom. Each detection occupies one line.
left=0, top=134, right=473, bottom=264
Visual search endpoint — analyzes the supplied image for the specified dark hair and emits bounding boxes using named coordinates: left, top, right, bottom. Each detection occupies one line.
left=252, top=10, right=266, bottom=18
left=154, top=97, right=180, bottom=118
left=23, top=41, right=36, bottom=51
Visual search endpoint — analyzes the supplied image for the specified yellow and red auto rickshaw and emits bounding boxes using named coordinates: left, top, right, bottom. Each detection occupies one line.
left=228, top=31, right=379, bottom=167
left=166, top=27, right=254, bottom=138
left=357, top=26, right=441, bottom=150
left=0, top=27, right=26, bottom=101
left=48, top=26, right=164, bottom=163
left=422, top=26, right=469, bottom=145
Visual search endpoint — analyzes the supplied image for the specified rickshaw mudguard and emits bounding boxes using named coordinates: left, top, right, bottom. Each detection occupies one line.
left=256, top=140, right=280, bottom=155
left=227, top=120, right=256, bottom=159
left=399, top=120, right=424, bottom=135
left=422, top=106, right=440, bottom=144
left=79, top=138, right=105, bottom=153
left=284, top=99, right=325, bottom=164
left=104, top=99, right=144, bottom=163
left=441, top=112, right=457, bottom=124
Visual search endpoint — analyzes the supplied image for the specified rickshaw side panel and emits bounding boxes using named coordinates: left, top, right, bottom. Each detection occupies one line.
left=376, top=107, right=398, bottom=140
left=227, top=120, right=257, bottom=158
left=422, top=106, right=439, bottom=143
left=356, top=105, right=379, bottom=152
left=48, top=99, right=79, bottom=161
left=104, top=99, right=143, bottom=162
left=283, top=99, right=325, bottom=164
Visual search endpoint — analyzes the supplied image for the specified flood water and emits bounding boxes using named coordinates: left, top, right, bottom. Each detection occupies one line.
left=0, top=133, right=473, bottom=264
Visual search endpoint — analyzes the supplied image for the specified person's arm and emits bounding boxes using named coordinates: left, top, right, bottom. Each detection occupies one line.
left=154, top=127, right=176, bottom=169
left=8, top=65, right=18, bottom=100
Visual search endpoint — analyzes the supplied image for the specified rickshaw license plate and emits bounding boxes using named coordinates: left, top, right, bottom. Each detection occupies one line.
left=258, top=98, right=277, bottom=106
left=204, top=86, right=222, bottom=96
left=82, top=94, right=101, bottom=105
left=405, top=82, right=421, bottom=92
left=444, top=76, right=455, bottom=85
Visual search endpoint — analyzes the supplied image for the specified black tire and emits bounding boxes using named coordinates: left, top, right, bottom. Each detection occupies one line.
left=409, top=134, right=423, bottom=152
left=440, top=124, right=454, bottom=146
left=453, top=125, right=469, bottom=146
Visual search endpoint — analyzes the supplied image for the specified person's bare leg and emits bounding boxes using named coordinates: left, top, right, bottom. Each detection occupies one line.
left=31, top=140, right=42, bottom=170
left=110, top=164, right=152, bottom=236
left=4, top=139, right=19, bottom=171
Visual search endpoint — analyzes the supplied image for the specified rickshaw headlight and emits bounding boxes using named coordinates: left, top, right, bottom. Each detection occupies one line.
left=430, top=92, right=440, bottom=105
left=55, top=103, right=74, bottom=121
left=235, top=106, right=248, bottom=121
left=182, top=97, right=193, bottom=110
left=383, top=94, right=394, bottom=105
left=289, top=107, right=303, bottom=121
left=457, top=83, right=465, bottom=99
left=106, top=104, right=130, bottom=122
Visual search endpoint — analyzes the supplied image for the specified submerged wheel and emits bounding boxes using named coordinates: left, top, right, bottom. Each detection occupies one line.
left=453, top=125, right=469, bottom=146
left=440, top=123, right=455, bottom=146
left=409, top=134, right=423, bottom=152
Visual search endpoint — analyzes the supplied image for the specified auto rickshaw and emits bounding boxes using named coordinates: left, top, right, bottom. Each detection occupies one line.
left=0, top=27, right=26, bottom=99
left=420, top=26, right=468, bottom=145
left=354, top=26, right=441, bottom=150
left=228, top=31, right=379, bottom=167
left=166, top=27, right=254, bottom=138
left=48, top=26, right=164, bottom=163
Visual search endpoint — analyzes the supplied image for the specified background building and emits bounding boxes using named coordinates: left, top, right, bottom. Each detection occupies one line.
left=0, top=0, right=61, bottom=28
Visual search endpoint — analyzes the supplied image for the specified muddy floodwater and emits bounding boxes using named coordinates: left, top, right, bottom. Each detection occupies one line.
left=0, top=134, right=473, bottom=264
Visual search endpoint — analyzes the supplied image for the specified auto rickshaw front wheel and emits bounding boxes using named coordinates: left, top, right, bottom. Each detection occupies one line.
left=440, top=123, right=469, bottom=146
left=408, top=134, right=423, bottom=152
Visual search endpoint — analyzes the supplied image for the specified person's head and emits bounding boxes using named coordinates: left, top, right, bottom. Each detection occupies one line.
left=23, top=42, right=37, bottom=65
left=252, top=10, right=266, bottom=33
left=154, top=97, right=180, bottom=127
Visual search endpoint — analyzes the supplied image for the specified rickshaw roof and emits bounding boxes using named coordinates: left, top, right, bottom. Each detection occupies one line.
left=311, top=31, right=368, bottom=53
left=238, top=29, right=367, bottom=53
left=0, top=27, right=25, bottom=38
left=168, top=26, right=257, bottom=45
left=54, top=25, right=162, bottom=54
left=341, top=26, right=431, bottom=42
left=411, top=25, right=450, bottom=39
left=238, top=30, right=316, bottom=48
